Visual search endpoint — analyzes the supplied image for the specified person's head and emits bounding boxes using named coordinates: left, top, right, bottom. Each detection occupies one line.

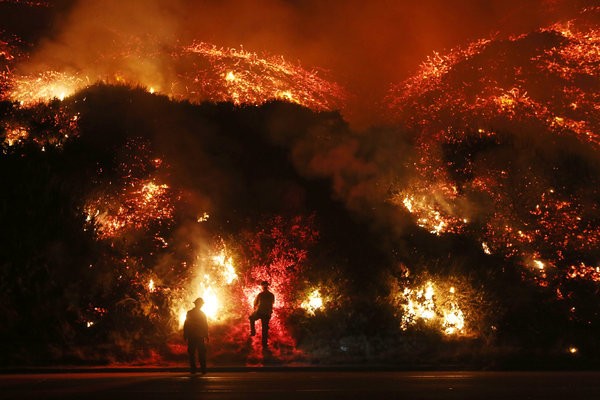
left=193, top=297, right=204, bottom=308
left=260, top=280, right=269, bottom=291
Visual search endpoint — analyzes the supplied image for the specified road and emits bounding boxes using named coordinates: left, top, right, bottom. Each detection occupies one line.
left=2, top=370, right=600, bottom=400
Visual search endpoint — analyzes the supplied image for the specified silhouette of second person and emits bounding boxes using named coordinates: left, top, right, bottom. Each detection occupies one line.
left=249, top=280, right=275, bottom=347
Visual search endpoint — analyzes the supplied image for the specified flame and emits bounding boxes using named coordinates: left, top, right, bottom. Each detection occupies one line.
left=173, top=245, right=240, bottom=324
left=533, top=260, right=545, bottom=270
left=178, top=309, right=187, bottom=329
left=85, top=175, right=174, bottom=240
left=4, top=41, right=344, bottom=111
left=398, top=280, right=467, bottom=336
left=197, top=212, right=210, bottom=222
left=211, top=251, right=238, bottom=284
left=8, top=71, right=89, bottom=105
left=443, top=304, right=465, bottom=335
left=225, top=71, right=236, bottom=82
left=301, top=288, right=324, bottom=315
left=386, top=11, right=600, bottom=294
left=3, top=126, right=29, bottom=147
left=200, top=284, right=219, bottom=320
left=176, top=282, right=223, bottom=326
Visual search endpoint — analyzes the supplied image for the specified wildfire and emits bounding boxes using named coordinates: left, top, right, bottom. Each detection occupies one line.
left=4, top=40, right=345, bottom=112
left=386, top=8, right=600, bottom=292
left=173, top=245, right=241, bottom=325
left=174, top=42, right=345, bottom=110
left=400, top=193, right=466, bottom=235
left=177, top=280, right=224, bottom=326
left=8, top=71, right=89, bottom=105
left=301, top=288, right=324, bottom=315
left=5, top=2, right=598, bottom=367
left=3, top=125, right=29, bottom=147
left=397, top=280, right=467, bottom=336
left=85, top=178, right=174, bottom=240
left=211, top=251, right=238, bottom=284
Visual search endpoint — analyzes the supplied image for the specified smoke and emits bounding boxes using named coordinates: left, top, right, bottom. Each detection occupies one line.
left=16, top=0, right=594, bottom=233
left=15, top=0, right=591, bottom=126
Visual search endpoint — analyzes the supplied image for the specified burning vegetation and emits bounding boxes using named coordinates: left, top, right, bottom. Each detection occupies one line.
left=2, top=38, right=345, bottom=112
left=387, top=8, right=600, bottom=292
left=1, top=3, right=600, bottom=368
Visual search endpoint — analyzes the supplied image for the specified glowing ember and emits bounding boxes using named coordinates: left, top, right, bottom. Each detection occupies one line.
left=83, top=137, right=175, bottom=241
left=175, top=42, right=345, bottom=110
left=1, top=99, right=80, bottom=153
left=197, top=212, right=210, bottom=222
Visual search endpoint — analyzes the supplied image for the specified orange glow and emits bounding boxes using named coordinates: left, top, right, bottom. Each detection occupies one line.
left=172, top=246, right=240, bottom=324
left=4, top=41, right=345, bottom=112
left=392, top=272, right=476, bottom=337
left=8, top=71, right=89, bottom=105
left=386, top=14, right=600, bottom=290
left=301, top=288, right=324, bottom=315
left=84, top=178, right=174, bottom=240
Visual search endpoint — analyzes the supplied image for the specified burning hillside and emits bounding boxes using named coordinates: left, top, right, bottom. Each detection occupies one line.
left=1, top=1, right=600, bottom=369
left=387, top=8, right=600, bottom=292
left=2, top=37, right=345, bottom=112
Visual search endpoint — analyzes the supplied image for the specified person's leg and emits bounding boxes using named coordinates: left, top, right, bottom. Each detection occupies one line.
left=260, top=315, right=270, bottom=347
left=187, top=341, right=197, bottom=373
left=198, top=342, right=207, bottom=374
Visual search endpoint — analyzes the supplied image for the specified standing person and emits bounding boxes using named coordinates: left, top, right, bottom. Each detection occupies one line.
left=249, top=281, right=275, bottom=347
left=183, top=297, right=209, bottom=374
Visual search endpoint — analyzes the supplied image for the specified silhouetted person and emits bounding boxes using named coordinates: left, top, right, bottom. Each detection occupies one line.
left=184, top=297, right=209, bottom=374
left=249, top=280, right=275, bottom=347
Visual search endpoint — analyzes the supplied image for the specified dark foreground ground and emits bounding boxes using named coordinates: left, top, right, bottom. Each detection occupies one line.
left=2, top=370, right=600, bottom=400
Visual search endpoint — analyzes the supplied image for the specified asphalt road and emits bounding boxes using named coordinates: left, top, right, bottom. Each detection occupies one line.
left=2, top=370, right=600, bottom=400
